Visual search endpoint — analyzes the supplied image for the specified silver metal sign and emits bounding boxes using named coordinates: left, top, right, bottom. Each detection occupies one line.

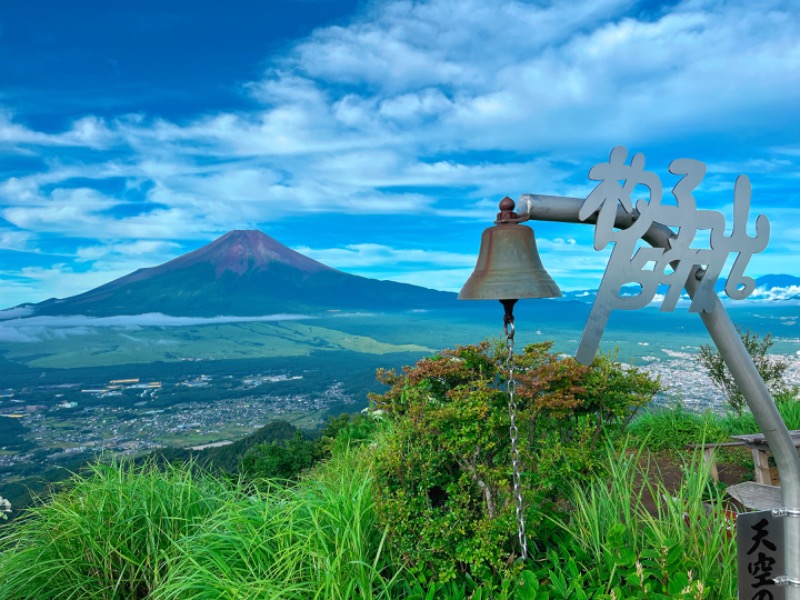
left=576, top=146, right=770, bottom=364
left=738, top=510, right=787, bottom=600
left=519, top=148, right=800, bottom=600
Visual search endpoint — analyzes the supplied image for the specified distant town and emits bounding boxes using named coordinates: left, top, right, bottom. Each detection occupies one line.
left=0, top=369, right=354, bottom=480
left=641, top=350, right=800, bottom=410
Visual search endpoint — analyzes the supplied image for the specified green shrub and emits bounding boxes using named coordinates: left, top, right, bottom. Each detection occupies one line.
left=313, top=411, right=380, bottom=458
left=240, top=430, right=316, bottom=482
left=370, top=340, right=659, bottom=588
left=0, top=459, right=231, bottom=600
left=698, top=329, right=789, bottom=414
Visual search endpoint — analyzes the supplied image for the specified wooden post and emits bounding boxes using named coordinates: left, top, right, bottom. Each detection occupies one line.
left=704, top=447, right=719, bottom=482
left=753, top=448, right=773, bottom=485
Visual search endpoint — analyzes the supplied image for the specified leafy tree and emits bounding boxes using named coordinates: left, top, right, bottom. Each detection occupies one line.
left=237, top=412, right=380, bottom=487
left=315, top=412, right=377, bottom=456
left=369, top=340, right=659, bottom=588
left=698, top=329, right=788, bottom=414
left=240, top=431, right=316, bottom=482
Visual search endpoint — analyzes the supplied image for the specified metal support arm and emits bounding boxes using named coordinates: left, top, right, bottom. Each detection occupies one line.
left=519, top=193, right=800, bottom=598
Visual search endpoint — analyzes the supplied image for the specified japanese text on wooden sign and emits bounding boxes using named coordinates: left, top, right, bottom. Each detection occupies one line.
left=738, top=510, right=786, bottom=600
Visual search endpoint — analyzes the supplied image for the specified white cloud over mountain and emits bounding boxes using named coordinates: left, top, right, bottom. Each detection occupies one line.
left=749, top=285, right=800, bottom=303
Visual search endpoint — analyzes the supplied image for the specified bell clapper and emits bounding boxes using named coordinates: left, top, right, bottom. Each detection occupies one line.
left=500, top=298, right=517, bottom=340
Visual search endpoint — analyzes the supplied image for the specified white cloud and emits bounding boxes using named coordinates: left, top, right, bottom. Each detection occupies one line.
left=371, top=267, right=474, bottom=293
left=0, top=264, right=134, bottom=307
left=75, top=240, right=181, bottom=262
left=749, top=285, right=800, bottom=302
left=1, top=0, right=799, bottom=304
left=0, top=306, right=34, bottom=320
left=0, top=112, right=115, bottom=149
left=378, top=89, right=453, bottom=122
left=0, top=312, right=316, bottom=343
left=0, top=229, right=36, bottom=252
left=241, top=0, right=800, bottom=156
left=293, top=243, right=476, bottom=269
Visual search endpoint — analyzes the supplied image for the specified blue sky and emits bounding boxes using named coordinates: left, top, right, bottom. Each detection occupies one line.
left=1, top=0, right=798, bottom=309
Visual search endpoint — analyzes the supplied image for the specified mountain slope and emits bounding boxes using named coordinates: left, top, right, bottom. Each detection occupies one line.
left=32, top=230, right=456, bottom=317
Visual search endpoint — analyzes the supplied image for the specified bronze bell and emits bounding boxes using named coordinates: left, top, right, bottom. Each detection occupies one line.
left=459, top=197, right=562, bottom=302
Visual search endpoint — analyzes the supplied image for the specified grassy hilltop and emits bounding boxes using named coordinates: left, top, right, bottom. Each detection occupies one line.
left=3, top=340, right=798, bottom=599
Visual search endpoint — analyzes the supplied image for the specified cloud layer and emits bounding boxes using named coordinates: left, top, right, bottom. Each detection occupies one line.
left=1, top=0, right=798, bottom=307
left=0, top=312, right=314, bottom=343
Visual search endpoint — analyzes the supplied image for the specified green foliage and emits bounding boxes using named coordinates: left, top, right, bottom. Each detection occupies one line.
left=196, top=419, right=304, bottom=473
left=698, top=329, right=789, bottom=414
left=0, top=459, right=231, bottom=599
left=370, top=341, right=659, bottom=588
left=237, top=413, right=379, bottom=483
left=626, top=405, right=729, bottom=451
left=629, top=390, right=800, bottom=451
left=0, top=397, right=750, bottom=599
left=317, top=412, right=379, bottom=456
left=581, top=351, right=661, bottom=426
left=240, top=431, right=317, bottom=482
left=399, top=568, right=544, bottom=600
left=538, top=438, right=737, bottom=599
left=8, top=340, right=777, bottom=599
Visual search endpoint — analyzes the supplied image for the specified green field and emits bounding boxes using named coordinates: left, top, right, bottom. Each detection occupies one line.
left=1, top=303, right=797, bottom=371
left=0, top=320, right=434, bottom=369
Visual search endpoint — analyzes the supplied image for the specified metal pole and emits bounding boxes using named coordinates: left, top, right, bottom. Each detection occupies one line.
left=520, top=193, right=800, bottom=597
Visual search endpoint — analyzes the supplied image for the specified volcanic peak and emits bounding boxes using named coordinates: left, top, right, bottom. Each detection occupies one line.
left=146, top=230, right=334, bottom=280
left=26, top=229, right=457, bottom=317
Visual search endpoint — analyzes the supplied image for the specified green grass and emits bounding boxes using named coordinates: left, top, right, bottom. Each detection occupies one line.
left=1, top=321, right=433, bottom=369
left=627, top=393, right=800, bottom=451
left=155, top=449, right=398, bottom=600
left=626, top=405, right=729, bottom=451
left=717, top=392, right=800, bottom=435
left=0, top=459, right=233, bottom=599
left=540, top=438, right=737, bottom=598
left=0, top=448, right=401, bottom=600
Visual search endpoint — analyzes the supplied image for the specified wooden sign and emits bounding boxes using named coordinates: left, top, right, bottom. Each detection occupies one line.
left=738, top=510, right=786, bottom=600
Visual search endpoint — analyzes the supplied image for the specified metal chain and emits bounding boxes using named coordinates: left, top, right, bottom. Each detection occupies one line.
left=504, top=318, right=528, bottom=561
